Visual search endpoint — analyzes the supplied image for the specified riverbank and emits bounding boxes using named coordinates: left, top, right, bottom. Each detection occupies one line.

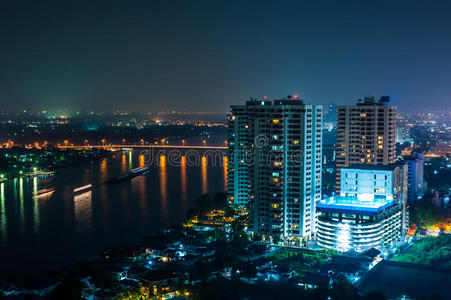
left=0, top=147, right=113, bottom=179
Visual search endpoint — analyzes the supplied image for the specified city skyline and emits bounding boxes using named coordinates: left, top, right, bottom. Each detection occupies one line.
left=1, top=0, right=451, bottom=112
left=0, top=1, right=450, bottom=298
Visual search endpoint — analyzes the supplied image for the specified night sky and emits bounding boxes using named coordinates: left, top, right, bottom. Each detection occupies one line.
left=1, top=0, right=450, bottom=113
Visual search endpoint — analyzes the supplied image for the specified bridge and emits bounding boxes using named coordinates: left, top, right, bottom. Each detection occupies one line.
left=57, top=144, right=228, bottom=150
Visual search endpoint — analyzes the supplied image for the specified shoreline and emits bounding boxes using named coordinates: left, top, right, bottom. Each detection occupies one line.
left=0, top=148, right=114, bottom=181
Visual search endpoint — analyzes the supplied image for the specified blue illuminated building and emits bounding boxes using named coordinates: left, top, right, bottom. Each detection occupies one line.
left=403, top=153, right=426, bottom=202
left=317, top=164, right=408, bottom=252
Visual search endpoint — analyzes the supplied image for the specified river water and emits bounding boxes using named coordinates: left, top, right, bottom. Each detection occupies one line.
left=0, top=150, right=227, bottom=281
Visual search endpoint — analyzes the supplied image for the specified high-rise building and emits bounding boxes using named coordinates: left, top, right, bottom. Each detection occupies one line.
left=336, top=96, right=396, bottom=191
left=317, top=164, right=408, bottom=252
left=227, top=97, right=322, bottom=242
left=403, top=153, right=426, bottom=202
left=396, top=126, right=412, bottom=144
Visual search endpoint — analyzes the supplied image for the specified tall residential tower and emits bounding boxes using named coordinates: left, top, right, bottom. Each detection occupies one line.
left=336, top=96, right=396, bottom=191
left=228, top=97, right=322, bottom=242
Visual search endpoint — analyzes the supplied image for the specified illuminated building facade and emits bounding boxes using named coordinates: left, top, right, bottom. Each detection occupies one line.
left=403, top=153, right=426, bottom=202
left=336, top=96, right=396, bottom=192
left=396, top=126, right=412, bottom=144
left=317, top=164, right=408, bottom=252
left=227, top=98, right=322, bottom=241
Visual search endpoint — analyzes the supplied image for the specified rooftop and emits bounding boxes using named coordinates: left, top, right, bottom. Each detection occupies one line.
left=346, top=163, right=400, bottom=171
left=317, top=196, right=395, bottom=215
left=356, top=96, right=390, bottom=106
left=299, top=272, right=330, bottom=285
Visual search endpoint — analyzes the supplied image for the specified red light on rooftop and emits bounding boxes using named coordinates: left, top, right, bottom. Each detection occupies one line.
left=293, top=94, right=299, bottom=99
left=263, top=95, right=268, bottom=100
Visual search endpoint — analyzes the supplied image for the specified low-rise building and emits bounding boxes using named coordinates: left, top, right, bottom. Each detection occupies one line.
left=317, top=196, right=403, bottom=252
left=298, top=272, right=331, bottom=290
left=317, top=164, right=408, bottom=252
left=140, top=270, right=179, bottom=298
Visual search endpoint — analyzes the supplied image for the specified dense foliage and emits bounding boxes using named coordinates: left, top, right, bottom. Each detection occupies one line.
left=392, top=235, right=451, bottom=268
left=409, top=195, right=448, bottom=230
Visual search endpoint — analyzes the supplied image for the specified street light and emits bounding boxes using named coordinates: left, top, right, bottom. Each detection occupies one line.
left=182, top=139, right=185, bottom=146
left=202, top=139, right=206, bottom=147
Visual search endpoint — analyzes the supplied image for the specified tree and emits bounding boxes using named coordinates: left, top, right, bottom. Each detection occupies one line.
left=224, top=205, right=235, bottom=218
left=116, top=286, right=142, bottom=300
left=213, top=227, right=227, bottom=244
left=412, top=196, right=443, bottom=229
left=272, top=234, right=281, bottom=245
left=213, top=192, right=227, bottom=209
left=231, top=221, right=244, bottom=240
left=191, top=259, right=213, bottom=283
left=195, top=194, right=214, bottom=211
left=330, top=275, right=358, bottom=300
left=242, top=263, right=257, bottom=278
left=90, top=271, right=117, bottom=291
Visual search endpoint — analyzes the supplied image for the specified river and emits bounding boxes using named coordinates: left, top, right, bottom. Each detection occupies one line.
left=0, top=149, right=227, bottom=281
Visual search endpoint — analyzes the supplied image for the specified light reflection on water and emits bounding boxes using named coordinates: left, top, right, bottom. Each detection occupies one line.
left=33, top=177, right=40, bottom=235
left=181, top=156, right=187, bottom=210
left=128, top=151, right=133, bottom=169
left=201, top=156, right=207, bottom=195
left=121, top=153, right=127, bottom=173
left=19, top=178, right=24, bottom=233
left=159, top=155, right=168, bottom=218
left=74, top=191, right=93, bottom=228
left=0, top=150, right=227, bottom=281
left=0, top=183, right=6, bottom=240
left=223, top=156, right=228, bottom=191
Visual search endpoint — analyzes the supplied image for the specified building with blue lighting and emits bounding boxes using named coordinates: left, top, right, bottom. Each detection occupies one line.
left=317, top=164, right=408, bottom=252
left=403, top=153, right=426, bottom=202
